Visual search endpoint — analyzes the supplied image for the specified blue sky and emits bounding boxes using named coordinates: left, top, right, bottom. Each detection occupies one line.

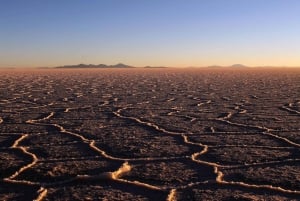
left=1, top=0, right=300, bottom=67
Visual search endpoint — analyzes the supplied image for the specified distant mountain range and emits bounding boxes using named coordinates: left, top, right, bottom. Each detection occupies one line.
left=207, top=64, right=248, bottom=68
left=56, top=63, right=135, bottom=68
left=2, top=64, right=298, bottom=69
left=51, top=63, right=259, bottom=69
left=55, top=63, right=172, bottom=69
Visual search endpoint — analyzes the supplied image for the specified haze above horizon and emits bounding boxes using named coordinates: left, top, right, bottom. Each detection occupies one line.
left=1, top=0, right=300, bottom=68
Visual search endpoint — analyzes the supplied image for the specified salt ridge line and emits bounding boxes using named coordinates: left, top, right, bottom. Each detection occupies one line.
left=16, top=102, right=54, bottom=112
left=33, top=187, right=48, bottom=201
left=216, top=113, right=273, bottom=131
left=27, top=112, right=55, bottom=123
left=192, top=149, right=300, bottom=170
left=214, top=167, right=300, bottom=195
left=114, top=107, right=226, bottom=168
left=197, top=100, right=212, bottom=107
left=5, top=134, right=38, bottom=180
left=74, top=162, right=162, bottom=191
left=38, top=154, right=188, bottom=163
left=218, top=107, right=300, bottom=147
left=89, top=140, right=189, bottom=162
left=216, top=116, right=300, bottom=148
left=3, top=133, right=41, bottom=186
left=27, top=115, right=125, bottom=161
left=5, top=162, right=159, bottom=193
left=210, top=145, right=295, bottom=149
left=225, top=158, right=300, bottom=169
left=183, top=134, right=231, bottom=170
left=167, top=98, right=176, bottom=102
left=25, top=108, right=214, bottom=194
left=191, top=152, right=225, bottom=168
left=114, top=108, right=185, bottom=135
left=167, top=110, right=180, bottom=116
left=184, top=107, right=300, bottom=194
left=182, top=126, right=300, bottom=194
left=136, top=101, right=150, bottom=105
left=182, top=135, right=208, bottom=154
left=168, top=113, right=198, bottom=122
left=262, top=131, right=300, bottom=148
left=181, top=135, right=226, bottom=168
left=166, top=189, right=177, bottom=201
left=27, top=113, right=123, bottom=161
left=76, top=161, right=131, bottom=180
left=5, top=135, right=162, bottom=192
left=281, top=104, right=300, bottom=115
left=3, top=178, right=40, bottom=186
left=212, top=109, right=300, bottom=195
left=64, top=105, right=93, bottom=113
left=118, top=109, right=226, bottom=188
left=27, top=112, right=190, bottom=162
left=20, top=104, right=300, bottom=197
left=116, top=179, right=162, bottom=191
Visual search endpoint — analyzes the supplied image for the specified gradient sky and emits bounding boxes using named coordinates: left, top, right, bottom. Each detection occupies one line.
left=1, top=0, right=300, bottom=67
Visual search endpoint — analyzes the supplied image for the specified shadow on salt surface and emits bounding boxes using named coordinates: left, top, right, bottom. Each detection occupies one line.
left=196, top=146, right=296, bottom=166
left=44, top=181, right=167, bottom=201
left=0, top=123, right=49, bottom=134
left=0, top=149, right=32, bottom=179
left=176, top=183, right=299, bottom=201
left=15, top=159, right=123, bottom=183
left=91, top=124, right=200, bottom=158
left=122, top=158, right=215, bottom=188
left=188, top=133, right=290, bottom=147
left=0, top=182, right=39, bottom=201
left=222, top=162, right=300, bottom=191
left=0, top=135, right=21, bottom=148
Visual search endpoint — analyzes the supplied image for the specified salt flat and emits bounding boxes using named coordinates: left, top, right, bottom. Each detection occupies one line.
left=0, top=68, right=299, bottom=200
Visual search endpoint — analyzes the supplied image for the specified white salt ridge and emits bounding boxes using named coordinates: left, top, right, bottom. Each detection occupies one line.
left=17, top=102, right=54, bottom=112
left=281, top=103, right=300, bottom=115
left=210, top=144, right=295, bottom=149
left=167, top=189, right=177, bottom=201
left=167, top=98, right=176, bottom=102
left=117, top=179, right=162, bottom=191
left=64, top=106, right=93, bottom=113
left=6, top=134, right=38, bottom=180
left=114, top=107, right=185, bottom=135
left=216, top=112, right=300, bottom=148
left=215, top=167, right=300, bottom=195
left=27, top=111, right=189, bottom=162
left=76, top=161, right=131, bottom=180
left=33, top=187, right=48, bottom=201
left=38, top=162, right=160, bottom=192
left=3, top=133, right=46, bottom=200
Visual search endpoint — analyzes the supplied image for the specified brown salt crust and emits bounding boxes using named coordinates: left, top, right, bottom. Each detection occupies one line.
left=0, top=68, right=299, bottom=200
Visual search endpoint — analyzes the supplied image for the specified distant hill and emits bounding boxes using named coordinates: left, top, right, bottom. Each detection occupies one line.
left=207, top=64, right=248, bottom=68
left=56, top=63, right=135, bottom=68
left=144, top=66, right=168, bottom=68
left=230, top=64, right=248, bottom=68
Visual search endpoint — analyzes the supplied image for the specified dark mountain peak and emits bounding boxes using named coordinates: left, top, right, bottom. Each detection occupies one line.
left=110, top=63, right=133, bottom=68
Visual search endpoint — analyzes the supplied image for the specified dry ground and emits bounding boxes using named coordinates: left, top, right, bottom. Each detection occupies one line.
left=0, top=68, right=299, bottom=200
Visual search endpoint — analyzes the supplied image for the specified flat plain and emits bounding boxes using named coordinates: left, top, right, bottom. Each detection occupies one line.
left=0, top=68, right=299, bottom=201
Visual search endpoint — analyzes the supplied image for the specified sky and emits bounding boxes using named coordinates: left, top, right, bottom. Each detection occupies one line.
left=1, top=0, right=300, bottom=68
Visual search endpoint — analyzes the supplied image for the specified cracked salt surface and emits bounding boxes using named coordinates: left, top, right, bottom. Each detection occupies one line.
left=0, top=68, right=300, bottom=200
